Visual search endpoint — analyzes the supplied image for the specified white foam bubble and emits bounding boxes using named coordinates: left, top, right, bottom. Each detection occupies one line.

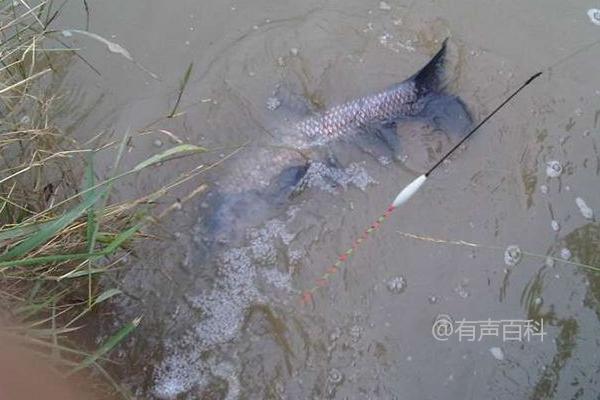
left=575, top=197, right=594, bottom=219
left=560, top=248, right=572, bottom=260
left=152, top=247, right=260, bottom=398
left=260, top=267, right=292, bottom=291
left=304, top=162, right=376, bottom=193
left=588, top=8, right=600, bottom=25
left=379, top=1, right=391, bottom=11
left=153, top=218, right=298, bottom=398
left=212, top=361, right=240, bottom=400
left=152, top=334, right=209, bottom=398
left=489, top=347, right=504, bottom=361
left=504, top=245, right=522, bottom=267
left=545, top=160, right=562, bottom=178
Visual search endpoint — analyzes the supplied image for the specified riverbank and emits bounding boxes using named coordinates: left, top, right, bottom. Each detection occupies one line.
left=0, top=2, right=205, bottom=397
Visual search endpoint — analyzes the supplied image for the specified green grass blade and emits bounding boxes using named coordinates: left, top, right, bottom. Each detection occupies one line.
left=25, top=326, right=82, bottom=337
left=132, top=144, right=206, bottom=172
left=12, top=141, right=207, bottom=222
left=68, top=316, right=141, bottom=375
left=0, top=220, right=59, bottom=242
left=14, top=290, right=67, bottom=318
left=0, top=188, right=106, bottom=262
left=86, top=131, right=129, bottom=306
left=0, top=224, right=140, bottom=269
left=102, top=224, right=139, bottom=253
left=84, top=152, right=97, bottom=251
left=61, top=267, right=112, bottom=279
left=93, top=288, right=122, bottom=305
left=0, top=252, right=103, bottom=269
left=168, top=61, right=193, bottom=118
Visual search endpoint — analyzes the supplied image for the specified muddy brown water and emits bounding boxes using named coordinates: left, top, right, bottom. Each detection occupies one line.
left=54, top=0, right=600, bottom=398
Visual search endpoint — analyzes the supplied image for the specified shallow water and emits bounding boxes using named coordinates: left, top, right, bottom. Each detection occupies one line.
left=55, top=0, right=600, bottom=398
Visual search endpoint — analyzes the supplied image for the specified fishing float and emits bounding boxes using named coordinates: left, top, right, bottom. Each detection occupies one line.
left=300, top=71, right=543, bottom=305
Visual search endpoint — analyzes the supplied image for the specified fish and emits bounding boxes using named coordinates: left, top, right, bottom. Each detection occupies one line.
left=151, top=39, right=472, bottom=399
left=292, top=38, right=451, bottom=145
left=200, top=38, right=471, bottom=247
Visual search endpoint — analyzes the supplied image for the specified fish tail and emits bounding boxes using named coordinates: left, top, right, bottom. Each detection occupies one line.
left=410, top=38, right=449, bottom=95
left=409, top=39, right=473, bottom=137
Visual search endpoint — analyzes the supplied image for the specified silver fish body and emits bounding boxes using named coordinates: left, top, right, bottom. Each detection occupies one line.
left=218, top=40, right=450, bottom=194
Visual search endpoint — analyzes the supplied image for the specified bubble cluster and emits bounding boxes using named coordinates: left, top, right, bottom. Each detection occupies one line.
left=266, top=96, right=281, bottom=111
left=588, top=8, right=600, bottom=25
left=379, top=1, right=392, bottom=11
left=575, top=197, right=594, bottom=219
left=386, top=276, right=407, bottom=294
left=545, top=160, right=562, bottom=178
left=504, top=245, right=522, bottom=267
left=328, top=368, right=344, bottom=385
left=454, top=282, right=470, bottom=299
left=560, top=248, right=572, bottom=260
left=489, top=347, right=504, bottom=361
left=326, top=368, right=344, bottom=399
left=153, top=217, right=297, bottom=398
left=303, top=161, right=376, bottom=193
left=349, top=325, right=362, bottom=342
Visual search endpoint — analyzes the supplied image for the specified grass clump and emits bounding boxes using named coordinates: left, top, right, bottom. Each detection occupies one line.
left=0, top=1, right=206, bottom=397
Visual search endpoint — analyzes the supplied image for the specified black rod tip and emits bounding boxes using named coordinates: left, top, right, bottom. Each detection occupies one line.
left=525, top=72, right=543, bottom=85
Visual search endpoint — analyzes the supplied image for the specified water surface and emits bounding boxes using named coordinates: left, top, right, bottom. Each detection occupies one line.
left=55, top=1, right=600, bottom=398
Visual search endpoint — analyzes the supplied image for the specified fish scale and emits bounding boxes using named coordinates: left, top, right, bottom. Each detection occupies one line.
left=294, top=82, right=420, bottom=142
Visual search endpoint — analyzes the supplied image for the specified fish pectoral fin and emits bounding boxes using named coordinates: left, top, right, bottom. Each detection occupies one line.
left=270, top=163, right=311, bottom=202
left=373, top=122, right=403, bottom=160
left=353, top=122, right=404, bottom=163
left=417, top=93, right=473, bottom=138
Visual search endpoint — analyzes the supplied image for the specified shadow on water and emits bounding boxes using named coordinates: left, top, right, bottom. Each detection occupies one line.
left=520, top=222, right=600, bottom=399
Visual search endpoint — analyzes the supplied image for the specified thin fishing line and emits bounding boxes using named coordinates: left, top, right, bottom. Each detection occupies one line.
left=396, top=230, right=600, bottom=273
left=547, top=38, right=600, bottom=72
